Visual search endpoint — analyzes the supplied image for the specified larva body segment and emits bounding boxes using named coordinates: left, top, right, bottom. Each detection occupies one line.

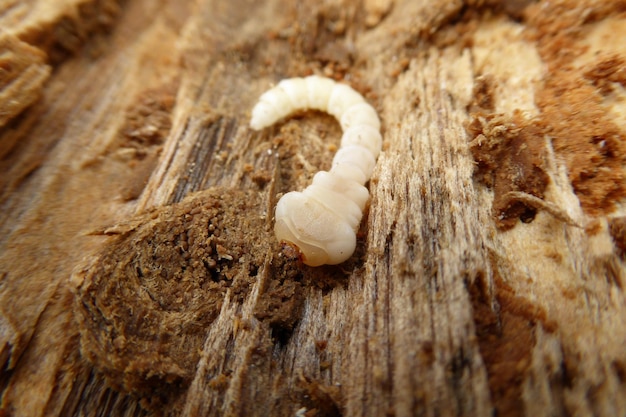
left=305, top=76, right=335, bottom=110
left=277, top=77, right=309, bottom=109
left=341, top=125, right=383, bottom=158
left=330, top=164, right=368, bottom=185
left=303, top=185, right=363, bottom=230
left=250, top=76, right=382, bottom=266
left=311, top=171, right=369, bottom=211
left=327, top=84, right=367, bottom=120
left=340, top=102, right=381, bottom=131
left=332, top=145, right=377, bottom=181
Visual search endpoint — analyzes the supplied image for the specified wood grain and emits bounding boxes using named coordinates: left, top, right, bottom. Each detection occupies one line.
left=1, top=0, right=625, bottom=416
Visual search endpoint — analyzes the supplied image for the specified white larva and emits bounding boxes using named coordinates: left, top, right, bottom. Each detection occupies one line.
left=250, top=75, right=382, bottom=266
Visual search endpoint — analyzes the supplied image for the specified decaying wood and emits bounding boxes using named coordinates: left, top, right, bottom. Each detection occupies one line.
left=0, top=0, right=122, bottom=59
left=0, top=33, right=50, bottom=130
left=1, top=0, right=625, bottom=416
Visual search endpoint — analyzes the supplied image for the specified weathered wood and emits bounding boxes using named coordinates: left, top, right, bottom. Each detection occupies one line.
left=1, top=0, right=626, bottom=416
left=0, top=34, right=50, bottom=131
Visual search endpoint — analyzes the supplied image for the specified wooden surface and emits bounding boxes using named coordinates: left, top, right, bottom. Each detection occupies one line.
left=1, top=0, right=626, bottom=416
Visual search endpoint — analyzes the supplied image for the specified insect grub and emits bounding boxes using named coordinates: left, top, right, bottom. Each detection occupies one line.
left=251, top=75, right=382, bottom=266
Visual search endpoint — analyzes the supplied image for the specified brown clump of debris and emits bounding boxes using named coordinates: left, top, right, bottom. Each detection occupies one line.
left=468, top=267, right=557, bottom=417
left=609, top=216, right=626, bottom=260
left=295, top=373, right=343, bottom=417
left=467, top=1, right=626, bottom=227
left=535, top=70, right=626, bottom=216
left=468, top=63, right=626, bottom=226
left=583, top=55, right=626, bottom=95
left=107, top=82, right=178, bottom=200
left=467, top=109, right=549, bottom=230
left=524, top=0, right=626, bottom=215
left=254, top=244, right=305, bottom=343
left=72, top=187, right=267, bottom=401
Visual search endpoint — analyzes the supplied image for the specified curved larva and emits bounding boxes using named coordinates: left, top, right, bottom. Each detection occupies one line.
left=250, top=76, right=382, bottom=266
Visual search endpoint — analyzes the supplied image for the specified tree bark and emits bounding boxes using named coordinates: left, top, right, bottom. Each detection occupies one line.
left=1, top=0, right=625, bottom=416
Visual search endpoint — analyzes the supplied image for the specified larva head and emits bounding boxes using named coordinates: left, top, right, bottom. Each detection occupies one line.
left=274, top=191, right=357, bottom=266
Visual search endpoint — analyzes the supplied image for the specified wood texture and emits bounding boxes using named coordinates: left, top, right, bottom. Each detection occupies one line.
left=1, top=0, right=625, bottom=416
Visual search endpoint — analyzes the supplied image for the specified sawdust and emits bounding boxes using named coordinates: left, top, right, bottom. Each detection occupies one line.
left=534, top=72, right=626, bottom=216
left=296, top=373, right=343, bottom=417
left=466, top=111, right=549, bottom=229
left=122, top=84, right=176, bottom=200
left=253, top=250, right=305, bottom=343
left=463, top=1, right=626, bottom=413
left=583, top=55, right=626, bottom=95
left=609, top=216, right=626, bottom=260
left=104, top=82, right=177, bottom=201
left=73, top=187, right=268, bottom=400
left=524, top=0, right=626, bottom=215
left=468, top=266, right=557, bottom=417
left=467, top=0, right=626, bottom=226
